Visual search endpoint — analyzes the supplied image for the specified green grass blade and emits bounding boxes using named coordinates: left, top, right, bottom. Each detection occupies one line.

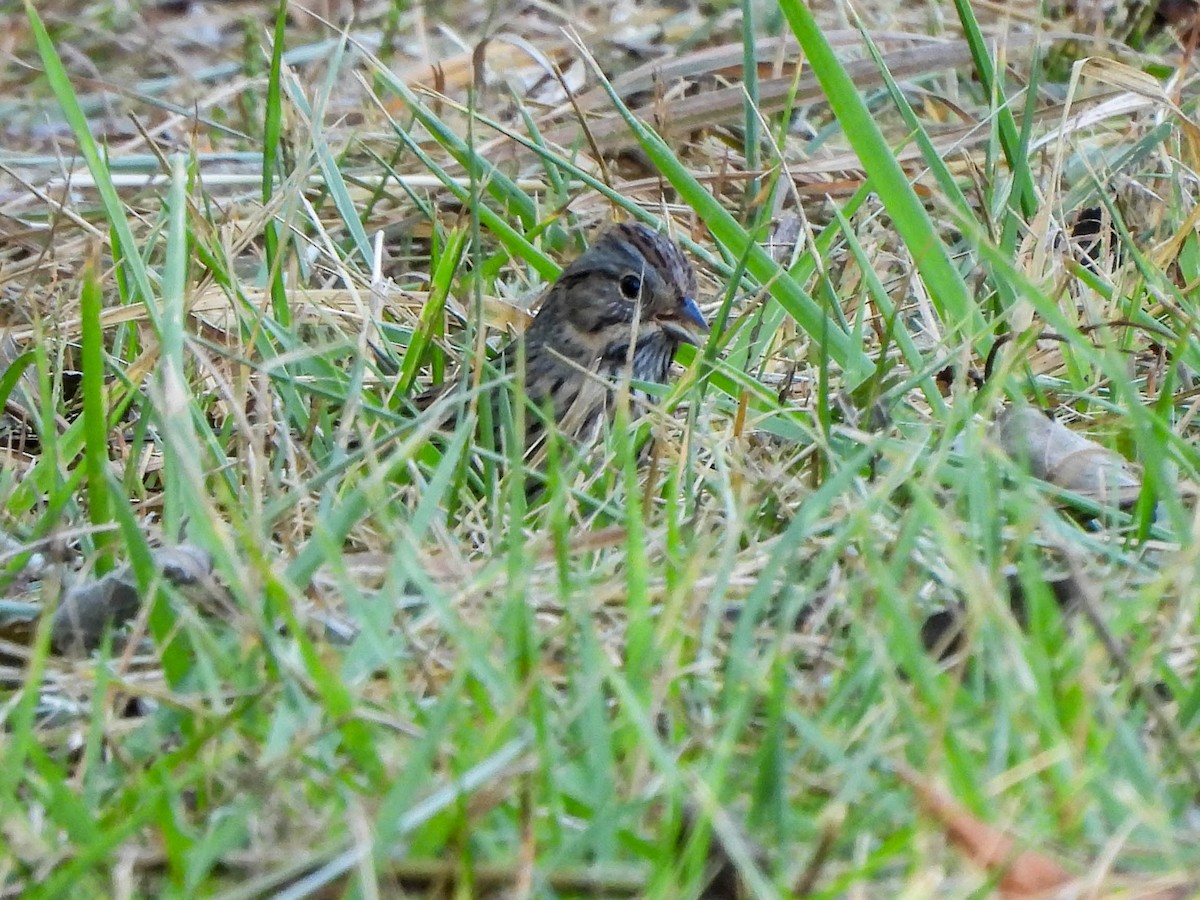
left=779, top=0, right=983, bottom=345
left=262, top=0, right=291, bottom=324
left=78, top=257, right=113, bottom=572
left=23, top=1, right=158, bottom=317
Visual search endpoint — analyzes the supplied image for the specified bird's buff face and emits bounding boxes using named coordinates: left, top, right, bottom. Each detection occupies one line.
left=481, top=221, right=708, bottom=448
left=525, top=222, right=708, bottom=379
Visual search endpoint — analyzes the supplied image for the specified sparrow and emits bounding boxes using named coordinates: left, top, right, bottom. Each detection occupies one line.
left=420, top=221, right=708, bottom=453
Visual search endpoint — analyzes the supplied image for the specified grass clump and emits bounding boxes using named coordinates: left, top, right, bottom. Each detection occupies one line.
left=1, top=0, right=1200, bottom=895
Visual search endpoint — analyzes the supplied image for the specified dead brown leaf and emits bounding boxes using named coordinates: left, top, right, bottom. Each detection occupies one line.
left=896, top=763, right=1075, bottom=897
left=995, top=406, right=1142, bottom=508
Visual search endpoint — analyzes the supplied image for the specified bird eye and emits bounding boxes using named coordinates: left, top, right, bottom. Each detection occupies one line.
left=619, top=274, right=642, bottom=300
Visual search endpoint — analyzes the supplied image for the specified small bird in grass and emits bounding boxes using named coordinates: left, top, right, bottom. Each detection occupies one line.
left=418, top=221, right=708, bottom=454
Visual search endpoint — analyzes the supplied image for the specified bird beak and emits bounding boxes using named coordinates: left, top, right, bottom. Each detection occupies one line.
left=681, top=296, right=708, bottom=332
left=659, top=296, right=709, bottom=346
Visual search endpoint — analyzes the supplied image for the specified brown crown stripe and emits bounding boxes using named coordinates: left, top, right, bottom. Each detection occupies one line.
left=614, top=223, right=696, bottom=298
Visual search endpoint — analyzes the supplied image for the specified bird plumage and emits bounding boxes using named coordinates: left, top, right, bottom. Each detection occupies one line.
left=417, top=222, right=707, bottom=454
